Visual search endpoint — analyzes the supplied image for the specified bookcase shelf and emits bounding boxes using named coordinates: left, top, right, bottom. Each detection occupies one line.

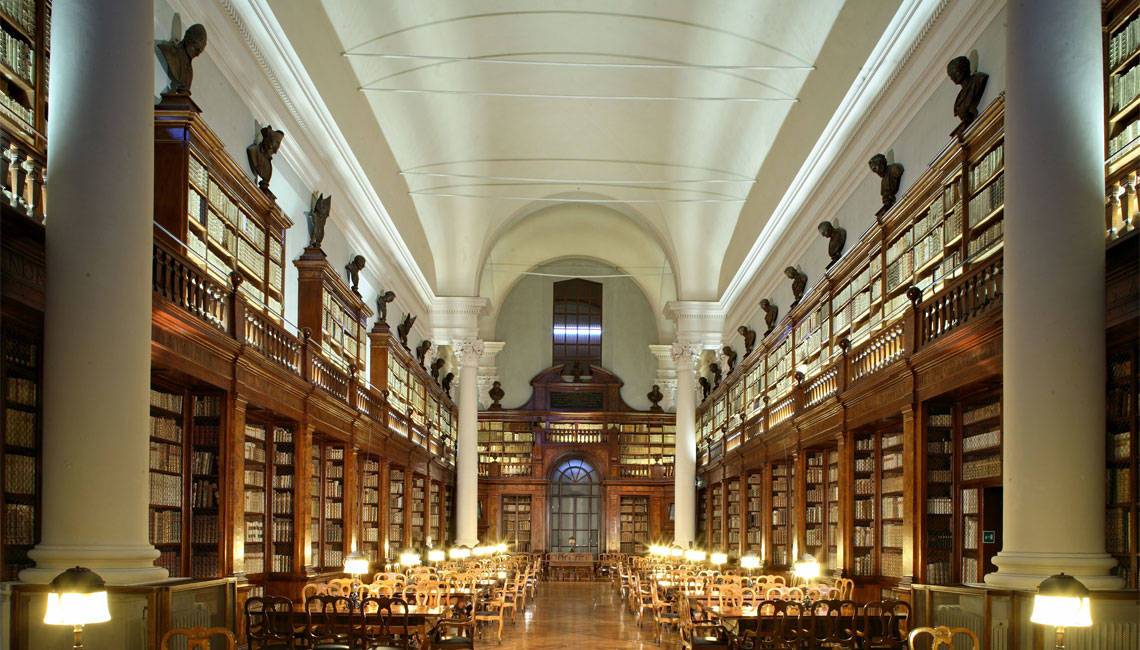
left=311, top=442, right=344, bottom=571
left=770, top=460, right=793, bottom=568
left=0, top=0, right=47, bottom=153
left=388, top=467, right=405, bottom=561
left=879, top=430, right=904, bottom=580
left=478, top=420, right=534, bottom=478
left=710, top=482, right=723, bottom=550
left=149, top=386, right=185, bottom=576
left=726, top=478, right=741, bottom=553
left=852, top=432, right=877, bottom=577
left=243, top=422, right=267, bottom=576
left=189, top=393, right=222, bottom=578
left=411, top=474, right=426, bottom=547
left=1107, top=343, right=1138, bottom=588
left=360, top=456, right=380, bottom=564
left=503, top=494, right=532, bottom=552
left=2, top=331, right=40, bottom=581
left=697, top=485, right=708, bottom=546
left=745, top=472, right=763, bottom=553
left=826, top=450, right=840, bottom=571
left=804, top=449, right=834, bottom=569
left=429, top=480, right=441, bottom=547
left=618, top=422, right=675, bottom=478
left=242, top=420, right=295, bottom=576
left=619, top=495, right=648, bottom=554
left=923, top=405, right=955, bottom=585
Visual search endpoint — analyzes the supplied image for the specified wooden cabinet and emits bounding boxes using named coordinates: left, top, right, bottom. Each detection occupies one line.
left=0, top=0, right=48, bottom=154
left=295, top=251, right=371, bottom=375
left=1, top=330, right=39, bottom=581
left=1107, top=343, right=1138, bottom=588
left=368, top=326, right=456, bottom=460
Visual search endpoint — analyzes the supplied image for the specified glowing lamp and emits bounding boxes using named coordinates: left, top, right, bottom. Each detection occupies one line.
left=428, top=549, right=446, bottom=563
left=684, top=549, right=706, bottom=562
left=343, top=550, right=370, bottom=577
left=710, top=552, right=728, bottom=566
left=449, top=547, right=471, bottom=560
left=740, top=554, right=761, bottom=570
left=1031, top=573, right=1092, bottom=650
left=495, top=543, right=508, bottom=554
left=399, top=550, right=422, bottom=567
left=44, top=567, right=111, bottom=649
left=793, top=554, right=821, bottom=582
left=670, top=545, right=685, bottom=558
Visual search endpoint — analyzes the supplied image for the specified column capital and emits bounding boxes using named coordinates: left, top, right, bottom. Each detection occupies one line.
left=452, top=337, right=484, bottom=367
left=663, top=300, right=725, bottom=348
left=430, top=297, right=490, bottom=343
left=670, top=341, right=703, bottom=371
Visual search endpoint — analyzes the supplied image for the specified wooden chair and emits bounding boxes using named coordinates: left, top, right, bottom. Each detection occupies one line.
left=630, top=574, right=656, bottom=623
left=303, top=594, right=354, bottom=649
left=359, top=595, right=414, bottom=650
left=245, top=595, right=297, bottom=650
left=325, top=578, right=357, bottom=598
left=807, top=599, right=860, bottom=650
left=717, top=583, right=745, bottom=608
left=783, top=587, right=805, bottom=601
left=765, top=586, right=787, bottom=600
left=860, top=600, right=912, bottom=650
left=160, top=626, right=236, bottom=650
left=907, top=626, right=979, bottom=650
left=678, top=596, right=733, bottom=650
left=744, top=600, right=803, bottom=650
left=424, top=604, right=476, bottom=650
left=473, top=588, right=506, bottom=642
left=833, top=577, right=855, bottom=600
left=301, top=582, right=329, bottom=602
left=649, top=581, right=680, bottom=643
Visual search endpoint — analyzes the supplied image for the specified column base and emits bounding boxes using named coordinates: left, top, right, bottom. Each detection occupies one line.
left=984, top=551, right=1123, bottom=590
left=453, top=536, right=479, bottom=548
left=21, top=544, right=168, bottom=585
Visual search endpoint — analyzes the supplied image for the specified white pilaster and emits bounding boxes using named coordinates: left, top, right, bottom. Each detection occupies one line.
left=670, top=342, right=702, bottom=546
left=453, top=338, right=484, bottom=547
left=477, top=341, right=506, bottom=409
left=986, top=0, right=1120, bottom=589
left=649, top=344, right=678, bottom=411
left=22, top=0, right=167, bottom=585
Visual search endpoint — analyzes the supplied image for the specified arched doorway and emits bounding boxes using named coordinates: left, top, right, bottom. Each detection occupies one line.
left=548, top=458, right=600, bottom=554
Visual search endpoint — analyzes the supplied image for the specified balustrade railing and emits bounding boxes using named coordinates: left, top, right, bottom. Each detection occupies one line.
left=152, top=243, right=228, bottom=332
left=0, top=137, right=44, bottom=223
left=918, top=254, right=1003, bottom=346
left=803, top=365, right=839, bottom=408
left=768, top=394, right=796, bottom=429
left=243, top=305, right=301, bottom=373
left=308, top=351, right=349, bottom=401
left=849, top=322, right=907, bottom=384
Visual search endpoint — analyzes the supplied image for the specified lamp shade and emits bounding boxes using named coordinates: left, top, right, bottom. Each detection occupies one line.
left=428, top=549, right=446, bottom=563
left=449, top=547, right=471, bottom=560
left=343, top=550, right=370, bottom=576
left=793, top=554, right=821, bottom=581
left=43, top=567, right=111, bottom=626
left=740, top=554, right=761, bottom=570
left=684, top=549, right=706, bottom=562
left=1031, top=573, right=1092, bottom=628
left=670, top=546, right=685, bottom=558
left=399, top=550, right=422, bottom=567
left=710, top=552, right=728, bottom=566
left=495, top=543, right=508, bottom=554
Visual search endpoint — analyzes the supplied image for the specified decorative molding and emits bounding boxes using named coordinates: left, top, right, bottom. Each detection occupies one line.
left=663, top=301, right=725, bottom=348
left=452, top=338, right=485, bottom=368
left=430, top=297, right=492, bottom=344
left=719, top=0, right=1003, bottom=332
left=670, top=342, right=703, bottom=372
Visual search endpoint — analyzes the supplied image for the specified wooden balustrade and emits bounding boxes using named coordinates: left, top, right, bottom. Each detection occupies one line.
left=242, top=301, right=301, bottom=373
left=308, top=349, right=350, bottom=401
left=803, top=365, right=839, bottom=408
left=355, top=384, right=385, bottom=422
left=0, top=137, right=44, bottom=223
left=848, top=321, right=907, bottom=384
left=768, top=394, right=796, bottom=429
left=152, top=243, right=228, bottom=332
left=917, top=253, right=1003, bottom=346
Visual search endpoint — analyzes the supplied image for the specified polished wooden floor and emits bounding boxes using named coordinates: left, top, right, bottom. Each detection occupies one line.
left=493, top=581, right=664, bottom=649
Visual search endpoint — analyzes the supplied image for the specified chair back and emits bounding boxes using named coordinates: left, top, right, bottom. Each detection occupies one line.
left=301, top=582, right=328, bottom=602
left=160, top=626, right=236, bottom=650
left=361, top=595, right=412, bottom=650
left=754, top=599, right=804, bottom=649
left=244, top=596, right=295, bottom=647
left=863, top=599, right=912, bottom=647
left=809, top=599, right=859, bottom=648
left=305, top=594, right=354, bottom=645
left=907, top=625, right=979, bottom=650
left=834, top=576, right=855, bottom=600
left=717, top=584, right=744, bottom=608
left=325, top=577, right=356, bottom=598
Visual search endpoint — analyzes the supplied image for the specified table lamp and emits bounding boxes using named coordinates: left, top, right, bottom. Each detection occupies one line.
left=399, top=549, right=422, bottom=567
left=343, top=549, right=370, bottom=578
left=1030, top=573, right=1092, bottom=650
left=428, top=549, right=446, bottom=563
left=44, top=567, right=111, bottom=649
left=684, top=548, right=706, bottom=562
left=670, top=545, right=684, bottom=559
left=710, top=552, right=728, bottom=567
left=449, top=546, right=471, bottom=561
left=793, top=554, right=821, bottom=584
left=740, top=553, right=760, bottom=573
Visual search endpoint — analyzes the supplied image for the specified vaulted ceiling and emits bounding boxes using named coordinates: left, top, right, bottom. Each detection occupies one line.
left=268, top=0, right=901, bottom=310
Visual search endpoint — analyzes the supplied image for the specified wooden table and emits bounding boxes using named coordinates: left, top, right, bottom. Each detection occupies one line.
left=546, top=552, right=595, bottom=581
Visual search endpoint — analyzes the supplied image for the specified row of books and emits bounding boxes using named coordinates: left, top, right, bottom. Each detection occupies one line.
left=191, top=553, right=218, bottom=578
left=273, top=427, right=293, bottom=443
left=4, top=452, right=33, bottom=494
left=272, top=492, right=293, bottom=514
left=1112, top=431, right=1132, bottom=461
left=1113, top=57, right=1140, bottom=114
left=193, top=395, right=222, bottom=417
left=192, top=514, right=218, bottom=543
left=968, top=144, right=1004, bottom=193
left=149, top=509, right=181, bottom=544
left=192, top=425, right=220, bottom=447
left=273, top=518, right=293, bottom=543
left=1107, top=509, right=1131, bottom=554
left=967, top=173, right=1004, bottom=227
left=1110, top=13, right=1140, bottom=69
left=964, top=401, right=1001, bottom=425
left=272, top=473, right=293, bottom=489
left=192, top=479, right=217, bottom=508
left=882, top=522, right=904, bottom=547
left=324, top=521, right=343, bottom=542
left=1108, top=467, right=1133, bottom=504
left=4, top=408, right=34, bottom=447
left=963, top=429, right=1001, bottom=452
left=149, top=440, right=181, bottom=473
left=882, top=452, right=903, bottom=471
left=244, top=441, right=265, bottom=463
left=5, top=377, right=34, bottom=406
left=246, top=518, right=264, bottom=543
left=0, top=0, right=35, bottom=35
left=323, top=501, right=343, bottom=519
left=3, top=501, right=32, bottom=544
left=963, top=516, right=980, bottom=550
left=927, top=497, right=953, bottom=515
left=244, top=489, right=265, bottom=514
left=149, top=473, right=182, bottom=508
left=1109, top=116, right=1140, bottom=157
left=0, top=28, right=33, bottom=84
left=325, top=481, right=343, bottom=498
left=244, top=468, right=264, bottom=487
left=855, top=478, right=874, bottom=495
left=150, top=415, right=183, bottom=444
left=324, top=463, right=344, bottom=479
left=151, top=389, right=183, bottom=413
left=963, top=456, right=1001, bottom=482
left=854, top=498, right=874, bottom=520
left=854, top=525, right=874, bottom=547
left=156, top=550, right=180, bottom=575
left=882, top=496, right=904, bottom=519
left=273, top=450, right=293, bottom=465
left=191, top=451, right=216, bottom=475
left=967, top=221, right=1003, bottom=258
left=880, top=549, right=903, bottom=578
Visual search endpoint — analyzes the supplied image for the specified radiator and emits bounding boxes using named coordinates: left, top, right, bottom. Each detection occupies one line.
left=1064, top=622, right=1140, bottom=650
left=931, top=605, right=1009, bottom=650
left=167, top=603, right=213, bottom=650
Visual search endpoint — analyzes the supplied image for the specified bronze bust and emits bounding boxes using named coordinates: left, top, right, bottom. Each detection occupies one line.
left=309, top=194, right=331, bottom=250
left=818, top=221, right=847, bottom=267
left=722, top=346, right=737, bottom=373
left=442, top=372, right=455, bottom=397
left=738, top=326, right=756, bottom=356
left=415, top=340, right=432, bottom=367
left=868, top=153, right=903, bottom=217
left=397, top=314, right=416, bottom=348
left=760, top=299, right=779, bottom=336
left=489, top=381, right=505, bottom=409
left=699, top=376, right=711, bottom=401
left=247, top=125, right=285, bottom=198
left=785, top=266, right=808, bottom=306
left=430, top=358, right=445, bottom=382
left=647, top=384, right=663, bottom=411
left=948, top=56, right=988, bottom=138
left=156, top=23, right=206, bottom=95
left=345, top=255, right=366, bottom=294
left=709, top=363, right=722, bottom=388
left=376, top=291, right=396, bottom=326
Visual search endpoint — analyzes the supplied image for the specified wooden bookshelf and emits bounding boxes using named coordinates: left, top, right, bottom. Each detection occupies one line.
left=478, top=420, right=534, bottom=478
left=922, top=404, right=955, bottom=585
left=618, top=422, right=675, bottom=479
left=387, top=466, right=405, bottom=561
left=1, top=330, right=39, bottom=581
left=503, top=494, right=532, bottom=552
left=242, top=423, right=267, bottom=576
left=852, top=432, right=877, bottom=577
left=770, top=461, right=793, bottom=568
left=311, top=442, right=345, bottom=571
left=725, top=478, right=741, bottom=554
left=619, top=496, right=648, bottom=554
left=709, top=482, right=723, bottom=550
left=269, top=425, right=295, bottom=574
left=429, top=480, right=441, bottom=547
left=826, top=449, right=840, bottom=571
left=308, top=445, right=320, bottom=569
left=745, top=472, right=763, bottom=554
left=295, top=250, right=372, bottom=376
left=360, top=456, right=380, bottom=563
left=0, top=0, right=48, bottom=153
left=1107, top=343, right=1137, bottom=588
left=697, top=486, right=708, bottom=546
left=879, top=429, right=904, bottom=581
left=189, top=393, right=223, bottom=578
left=411, top=474, right=426, bottom=547
left=803, top=450, right=829, bottom=566
left=149, top=385, right=186, bottom=576
left=960, top=391, right=1002, bottom=583
left=443, top=485, right=454, bottom=546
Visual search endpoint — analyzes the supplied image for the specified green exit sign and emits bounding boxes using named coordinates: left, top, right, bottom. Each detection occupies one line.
left=983, top=531, right=996, bottom=544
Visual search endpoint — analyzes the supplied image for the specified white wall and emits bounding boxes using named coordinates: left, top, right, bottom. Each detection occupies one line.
left=493, top=259, right=660, bottom=411
left=733, top=8, right=1008, bottom=349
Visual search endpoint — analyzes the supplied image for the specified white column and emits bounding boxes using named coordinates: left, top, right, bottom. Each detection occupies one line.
left=649, top=344, right=678, bottom=411
left=22, top=0, right=166, bottom=584
left=453, top=338, right=484, bottom=547
left=671, top=342, right=702, bottom=546
left=477, top=341, right=506, bottom=409
left=986, top=0, right=1120, bottom=589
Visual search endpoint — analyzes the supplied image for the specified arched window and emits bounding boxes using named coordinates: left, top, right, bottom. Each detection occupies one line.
left=552, top=279, right=602, bottom=370
left=548, top=458, right=600, bottom=554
